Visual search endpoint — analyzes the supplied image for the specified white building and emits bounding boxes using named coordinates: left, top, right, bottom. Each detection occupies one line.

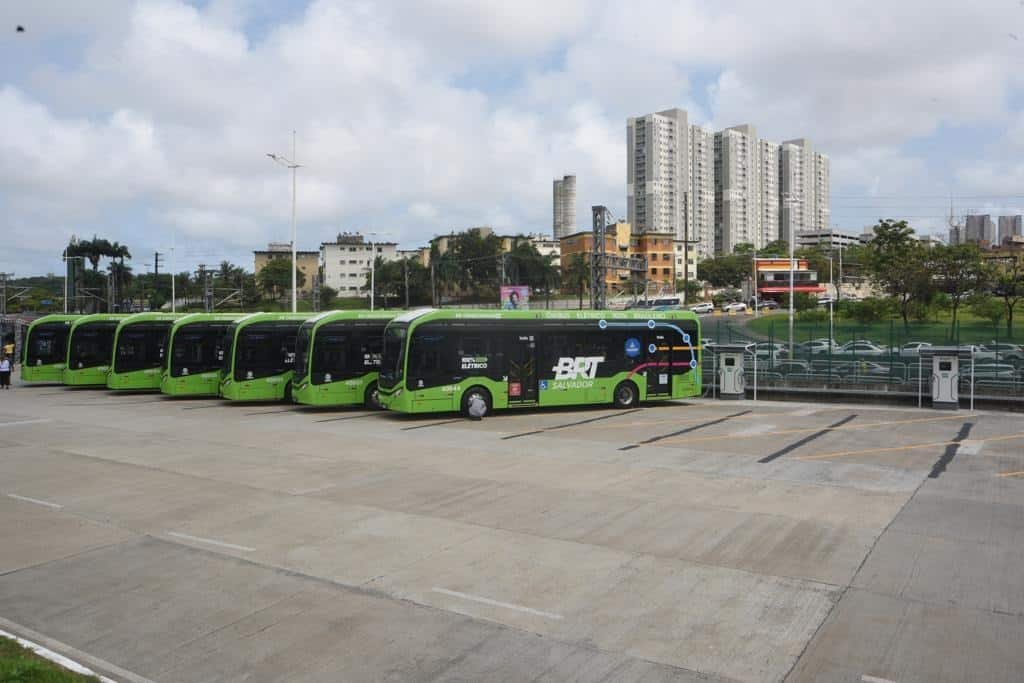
left=688, top=124, right=716, bottom=259
left=673, top=240, right=699, bottom=286
left=779, top=138, right=830, bottom=242
left=795, top=229, right=866, bottom=251
left=529, top=234, right=561, bottom=267
left=627, top=108, right=690, bottom=242
left=552, top=175, right=576, bottom=238
left=321, top=233, right=398, bottom=296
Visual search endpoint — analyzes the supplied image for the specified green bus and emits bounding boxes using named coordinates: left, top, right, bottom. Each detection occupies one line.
left=62, top=314, right=129, bottom=386
left=219, top=312, right=311, bottom=401
left=106, top=313, right=183, bottom=391
left=21, top=315, right=80, bottom=383
left=161, top=313, right=244, bottom=397
left=378, top=309, right=702, bottom=416
left=291, top=310, right=397, bottom=408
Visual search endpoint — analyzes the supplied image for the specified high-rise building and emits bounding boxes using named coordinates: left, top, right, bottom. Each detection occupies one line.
left=714, top=125, right=760, bottom=254
left=758, top=140, right=780, bottom=246
left=688, top=125, right=716, bottom=258
left=320, top=233, right=398, bottom=295
left=627, top=109, right=692, bottom=244
left=552, top=175, right=576, bottom=238
left=998, top=215, right=1022, bottom=244
left=964, top=215, right=996, bottom=245
left=779, top=139, right=830, bottom=243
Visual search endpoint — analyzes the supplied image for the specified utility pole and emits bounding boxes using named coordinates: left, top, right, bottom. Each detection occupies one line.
left=403, top=258, right=409, bottom=309
left=430, top=262, right=437, bottom=307
left=312, top=273, right=321, bottom=313
left=0, top=272, right=8, bottom=318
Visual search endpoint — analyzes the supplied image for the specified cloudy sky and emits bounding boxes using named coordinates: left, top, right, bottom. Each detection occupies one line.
left=3, top=0, right=1024, bottom=276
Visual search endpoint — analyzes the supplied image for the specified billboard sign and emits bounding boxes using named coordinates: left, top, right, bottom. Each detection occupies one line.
left=500, top=285, right=530, bottom=310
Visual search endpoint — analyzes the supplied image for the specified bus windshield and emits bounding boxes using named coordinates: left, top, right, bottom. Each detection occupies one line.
left=26, top=322, right=71, bottom=366
left=233, top=323, right=298, bottom=381
left=293, top=322, right=313, bottom=384
left=69, top=322, right=119, bottom=369
left=170, top=324, right=232, bottom=377
left=379, top=324, right=407, bottom=389
left=308, top=322, right=385, bottom=385
left=114, top=324, right=171, bottom=373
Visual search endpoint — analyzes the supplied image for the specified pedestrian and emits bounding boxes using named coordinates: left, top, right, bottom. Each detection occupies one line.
left=0, top=354, right=10, bottom=390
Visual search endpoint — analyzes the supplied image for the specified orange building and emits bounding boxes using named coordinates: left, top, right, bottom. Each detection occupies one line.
left=559, top=231, right=622, bottom=287
left=630, top=232, right=676, bottom=285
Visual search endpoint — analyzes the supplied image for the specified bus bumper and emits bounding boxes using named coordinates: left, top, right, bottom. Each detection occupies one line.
left=62, top=367, right=110, bottom=386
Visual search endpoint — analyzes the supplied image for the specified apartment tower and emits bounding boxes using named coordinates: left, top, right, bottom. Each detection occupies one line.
left=779, top=139, right=830, bottom=243
left=552, top=174, right=577, bottom=238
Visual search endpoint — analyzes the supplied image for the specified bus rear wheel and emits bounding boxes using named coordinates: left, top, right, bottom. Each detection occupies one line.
left=364, top=381, right=383, bottom=409
left=461, top=386, right=492, bottom=418
left=613, top=381, right=638, bottom=408
left=283, top=381, right=293, bottom=402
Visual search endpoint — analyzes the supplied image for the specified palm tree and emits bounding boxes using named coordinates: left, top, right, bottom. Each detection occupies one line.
left=564, top=253, right=590, bottom=309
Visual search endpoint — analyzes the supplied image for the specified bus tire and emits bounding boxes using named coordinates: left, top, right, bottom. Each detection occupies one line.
left=461, top=386, right=492, bottom=418
left=364, top=381, right=383, bottom=409
left=283, top=381, right=293, bottom=402
left=613, top=381, right=639, bottom=408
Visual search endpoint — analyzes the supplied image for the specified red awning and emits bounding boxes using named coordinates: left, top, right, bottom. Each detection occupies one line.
left=758, top=285, right=826, bottom=293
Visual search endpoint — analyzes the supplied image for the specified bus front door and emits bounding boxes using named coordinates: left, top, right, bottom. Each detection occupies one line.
left=646, top=331, right=671, bottom=397
left=508, top=334, right=537, bottom=405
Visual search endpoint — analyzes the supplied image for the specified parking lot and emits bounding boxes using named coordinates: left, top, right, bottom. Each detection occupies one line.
left=1, top=382, right=1023, bottom=682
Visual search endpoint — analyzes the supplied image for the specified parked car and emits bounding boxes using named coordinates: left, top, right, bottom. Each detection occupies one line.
left=722, top=302, right=748, bottom=313
left=984, top=343, right=1024, bottom=362
left=756, top=300, right=779, bottom=310
left=750, top=342, right=787, bottom=359
left=795, top=339, right=840, bottom=355
left=689, top=302, right=714, bottom=314
left=817, top=296, right=837, bottom=306
left=899, top=341, right=932, bottom=357
left=837, top=341, right=889, bottom=356
left=966, top=362, right=1017, bottom=380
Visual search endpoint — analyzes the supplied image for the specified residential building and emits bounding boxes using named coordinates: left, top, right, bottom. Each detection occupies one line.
left=529, top=234, right=561, bottom=268
left=758, top=139, right=780, bottom=246
left=715, top=125, right=760, bottom=254
left=552, top=175, right=577, bottom=238
left=689, top=124, right=716, bottom=258
left=779, top=138, right=830, bottom=242
left=998, top=215, right=1023, bottom=244
left=320, top=233, right=398, bottom=295
left=631, top=232, right=676, bottom=286
left=253, top=243, right=319, bottom=294
left=627, top=108, right=690, bottom=244
left=397, top=248, right=430, bottom=267
left=964, top=215, right=996, bottom=245
left=674, top=240, right=699, bottom=287
left=559, top=230, right=624, bottom=288
left=948, top=225, right=962, bottom=246
left=794, top=229, right=866, bottom=251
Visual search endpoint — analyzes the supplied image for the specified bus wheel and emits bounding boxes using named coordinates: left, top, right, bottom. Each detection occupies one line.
left=461, top=387, right=492, bottom=418
left=283, top=381, right=293, bottom=402
left=364, top=381, right=383, bottom=409
left=613, top=381, right=638, bottom=408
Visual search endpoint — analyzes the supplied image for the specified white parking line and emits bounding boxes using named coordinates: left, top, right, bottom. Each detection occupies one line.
left=166, top=531, right=255, bottom=553
left=6, top=493, right=63, bottom=509
left=957, top=440, right=983, bottom=455
left=0, top=418, right=53, bottom=428
left=735, top=423, right=776, bottom=436
left=431, top=587, right=564, bottom=620
left=862, top=675, right=898, bottom=683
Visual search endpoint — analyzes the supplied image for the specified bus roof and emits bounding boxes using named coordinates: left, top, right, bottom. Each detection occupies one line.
left=116, top=312, right=184, bottom=328
left=169, top=313, right=246, bottom=332
left=303, top=309, right=399, bottom=330
left=69, top=313, right=131, bottom=329
left=26, top=314, right=80, bottom=329
left=393, top=308, right=700, bottom=329
left=232, top=312, right=314, bottom=329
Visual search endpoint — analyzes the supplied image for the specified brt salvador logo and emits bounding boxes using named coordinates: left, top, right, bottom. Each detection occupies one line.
left=552, top=356, right=604, bottom=380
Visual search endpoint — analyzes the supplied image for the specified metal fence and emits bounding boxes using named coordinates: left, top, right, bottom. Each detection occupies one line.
left=700, top=317, right=1024, bottom=401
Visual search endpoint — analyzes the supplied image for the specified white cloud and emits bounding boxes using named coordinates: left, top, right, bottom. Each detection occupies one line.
left=3, top=0, right=1024, bottom=273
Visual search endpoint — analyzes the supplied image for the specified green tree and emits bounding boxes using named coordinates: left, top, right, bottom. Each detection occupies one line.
left=696, top=254, right=749, bottom=288
left=969, top=294, right=1006, bottom=328
left=864, top=219, right=930, bottom=330
left=929, top=244, right=986, bottom=336
left=989, top=255, right=1024, bottom=336
left=563, top=253, right=590, bottom=309
left=257, top=257, right=306, bottom=301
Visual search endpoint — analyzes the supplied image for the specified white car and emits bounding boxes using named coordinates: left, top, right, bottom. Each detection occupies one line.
left=722, top=302, right=748, bottom=313
left=838, top=341, right=888, bottom=356
left=689, top=302, right=714, bottom=314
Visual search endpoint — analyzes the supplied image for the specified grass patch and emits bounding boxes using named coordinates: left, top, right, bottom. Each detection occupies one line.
left=0, top=635, right=99, bottom=682
left=744, top=312, right=1022, bottom=346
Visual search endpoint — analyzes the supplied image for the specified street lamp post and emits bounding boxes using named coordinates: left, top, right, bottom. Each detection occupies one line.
left=267, top=131, right=301, bottom=313
left=363, top=232, right=390, bottom=310
left=62, top=252, right=86, bottom=314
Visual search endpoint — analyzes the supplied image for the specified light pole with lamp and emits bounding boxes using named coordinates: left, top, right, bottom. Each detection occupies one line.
left=267, top=131, right=300, bottom=313
left=782, top=193, right=798, bottom=359
left=363, top=232, right=390, bottom=310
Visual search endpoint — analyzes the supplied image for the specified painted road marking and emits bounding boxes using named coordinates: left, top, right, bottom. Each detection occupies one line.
left=503, top=409, right=640, bottom=439
left=735, top=423, right=777, bottom=436
left=997, top=470, right=1024, bottom=478
left=243, top=408, right=296, bottom=416
left=758, top=415, right=858, bottom=463
left=620, top=410, right=751, bottom=451
left=0, top=616, right=154, bottom=683
left=0, top=418, right=53, bottom=428
left=861, top=675, right=898, bottom=683
left=656, top=413, right=975, bottom=447
left=167, top=531, right=255, bottom=552
left=799, top=432, right=1024, bottom=462
left=314, top=412, right=378, bottom=423
left=957, top=440, right=983, bottom=455
left=432, top=587, right=563, bottom=620
left=7, top=493, right=63, bottom=509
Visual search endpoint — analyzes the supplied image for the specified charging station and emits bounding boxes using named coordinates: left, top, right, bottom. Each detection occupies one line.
left=920, top=346, right=972, bottom=410
left=714, top=344, right=750, bottom=399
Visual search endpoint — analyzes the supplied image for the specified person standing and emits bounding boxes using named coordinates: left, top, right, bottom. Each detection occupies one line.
left=0, top=355, right=11, bottom=390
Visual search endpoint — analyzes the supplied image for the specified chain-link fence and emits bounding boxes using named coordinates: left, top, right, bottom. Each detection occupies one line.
left=700, top=316, right=1024, bottom=400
